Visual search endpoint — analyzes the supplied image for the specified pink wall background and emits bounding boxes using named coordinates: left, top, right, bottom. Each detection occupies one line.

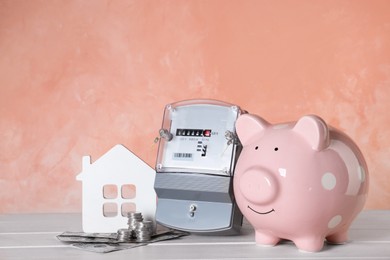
left=0, top=0, right=389, bottom=213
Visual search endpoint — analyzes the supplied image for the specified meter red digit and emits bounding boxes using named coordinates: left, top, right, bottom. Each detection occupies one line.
left=203, top=129, right=212, bottom=137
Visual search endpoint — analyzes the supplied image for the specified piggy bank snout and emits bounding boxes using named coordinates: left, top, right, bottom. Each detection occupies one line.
left=239, top=168, right=278, bottom=204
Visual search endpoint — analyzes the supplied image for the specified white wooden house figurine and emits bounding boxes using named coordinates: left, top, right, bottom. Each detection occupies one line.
left=77, top=144, right=156, bottom=233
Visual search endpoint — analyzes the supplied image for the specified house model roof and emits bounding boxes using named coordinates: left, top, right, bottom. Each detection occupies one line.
left=77, top=144, right=154, bottom=181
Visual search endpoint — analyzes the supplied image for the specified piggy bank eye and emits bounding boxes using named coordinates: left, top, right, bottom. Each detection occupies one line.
left=274, top=147, right=279, bottom=151
left=255, top=146, right=259, bottom=150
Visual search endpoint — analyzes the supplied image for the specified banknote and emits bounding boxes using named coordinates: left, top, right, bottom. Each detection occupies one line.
left=57, top=232, right=118, bottom=243
left=71, top=242, right=146, bottom=253
left=57, top=228, right=189, bottom=253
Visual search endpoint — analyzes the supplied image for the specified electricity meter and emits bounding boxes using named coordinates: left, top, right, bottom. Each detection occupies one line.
left=154, top=99, right=244, bottom=234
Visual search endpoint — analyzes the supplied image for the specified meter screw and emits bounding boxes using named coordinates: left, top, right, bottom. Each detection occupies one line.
left=189, top=204, right=197, bottom=217
left=159, top=128, right=173, bottom=141
left=225, top=130, right=238, bottom=145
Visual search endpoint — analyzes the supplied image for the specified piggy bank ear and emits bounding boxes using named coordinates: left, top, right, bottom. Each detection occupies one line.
left=235, top=114, right=270, bottom=146
left=293, top=115, right=330, bottom=151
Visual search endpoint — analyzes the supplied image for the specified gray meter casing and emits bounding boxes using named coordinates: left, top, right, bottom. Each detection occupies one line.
left=154, top=99, right=243, bottom=235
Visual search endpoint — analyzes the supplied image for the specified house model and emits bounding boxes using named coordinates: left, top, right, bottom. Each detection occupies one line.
left=77, top=144, right=156, bottom=233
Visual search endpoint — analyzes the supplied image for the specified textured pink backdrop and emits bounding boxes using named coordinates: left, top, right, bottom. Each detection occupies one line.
left=0, top=0, right=389, bottom=213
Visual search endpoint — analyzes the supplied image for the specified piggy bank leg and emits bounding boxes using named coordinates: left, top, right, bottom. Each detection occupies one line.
left=326, top=230, right=348, bottom=245
left=293, top=236, right=325, bottom=252
left=255, top=230, right=280, bottom=246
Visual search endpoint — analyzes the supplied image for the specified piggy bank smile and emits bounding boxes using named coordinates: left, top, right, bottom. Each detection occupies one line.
left=247, top=206, right=275, bottom=215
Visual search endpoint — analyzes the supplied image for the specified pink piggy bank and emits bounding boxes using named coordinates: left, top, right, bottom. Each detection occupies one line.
left=233, top=114, right=368, bottom=252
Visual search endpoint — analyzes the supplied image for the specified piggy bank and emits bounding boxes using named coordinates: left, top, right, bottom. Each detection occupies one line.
left=233, top=114, right=368, bottom=252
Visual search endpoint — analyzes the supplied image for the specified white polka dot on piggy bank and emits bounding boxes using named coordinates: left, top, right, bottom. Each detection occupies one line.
left=233, top=114, right=369, bottom=252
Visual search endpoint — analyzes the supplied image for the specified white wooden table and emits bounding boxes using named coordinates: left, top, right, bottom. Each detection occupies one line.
left=0, top=210, right=389, bottom=259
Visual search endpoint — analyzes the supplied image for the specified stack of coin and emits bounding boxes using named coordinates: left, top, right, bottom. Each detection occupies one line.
left=116, top=228, right=132, bottom=242
left=127, top=211, right=144, bottom=238
left=134, top=220, right=154, bottom=242
left=116, top=211, right=155, bottom=242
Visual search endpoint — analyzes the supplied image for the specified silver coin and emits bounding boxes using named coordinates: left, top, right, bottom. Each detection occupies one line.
left=117, top=228, right=132, bottom=242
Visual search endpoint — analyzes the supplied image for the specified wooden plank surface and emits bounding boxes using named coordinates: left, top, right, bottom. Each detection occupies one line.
left=0, top=210, right=389, bottom=259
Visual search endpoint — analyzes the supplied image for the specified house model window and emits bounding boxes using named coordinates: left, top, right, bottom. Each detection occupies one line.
left=102, top=184, right=137, bottom=217
left=77, top=145, right=156, bottom=233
